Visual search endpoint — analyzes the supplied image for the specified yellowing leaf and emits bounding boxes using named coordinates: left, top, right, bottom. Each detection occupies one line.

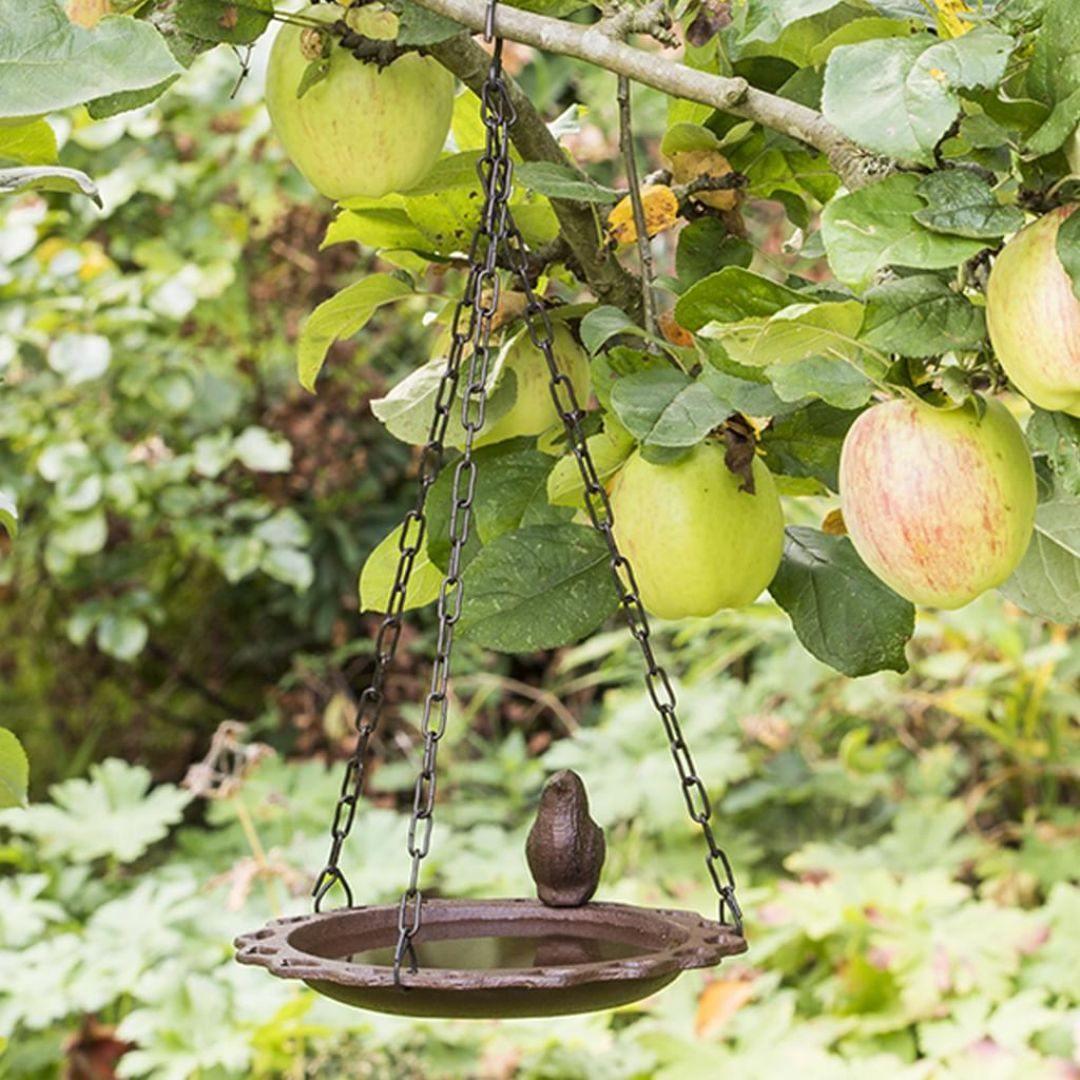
left=65, top=0, right=110, bottom=27
left=695, top=978, right=755, bottom=1038
left=606, top=185, right=679, bottom=245
left=668, top=149, right=739, bottom=212
left=935, top=0, right=975, bottom=38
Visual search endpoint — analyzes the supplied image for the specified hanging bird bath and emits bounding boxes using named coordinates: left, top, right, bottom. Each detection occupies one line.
left=237, top=0, right=745, bottom=1020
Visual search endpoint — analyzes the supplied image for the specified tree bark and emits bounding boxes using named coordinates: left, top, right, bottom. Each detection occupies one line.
left=414, top=0, right=890, bottom=190
left=429, top=35, right=644, bottom=318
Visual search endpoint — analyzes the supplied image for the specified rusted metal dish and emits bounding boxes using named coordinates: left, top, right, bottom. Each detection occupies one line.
left=235, top=898, right=746, bottom=1019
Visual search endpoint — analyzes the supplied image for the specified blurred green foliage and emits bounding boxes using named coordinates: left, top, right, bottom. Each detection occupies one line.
left=0, top=15, right=1077, bottom=1080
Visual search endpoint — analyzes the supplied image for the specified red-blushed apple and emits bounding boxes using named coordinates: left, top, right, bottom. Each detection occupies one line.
left=839, top=397, right=1036, bottom=609
left=265, top=5, right=453, bottom=201
left=986, top=206, right=1080, bottom=418
left=609, top=442, right=784, bottom=619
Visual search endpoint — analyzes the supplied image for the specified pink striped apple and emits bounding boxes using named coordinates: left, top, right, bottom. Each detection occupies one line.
left=987, top=206, right=1080, bottom=418
left=839, top=397, right=1036, bottom=609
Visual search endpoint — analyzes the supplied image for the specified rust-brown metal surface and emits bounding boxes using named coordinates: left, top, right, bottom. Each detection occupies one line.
left=234, top=899, right=746, bottom=1019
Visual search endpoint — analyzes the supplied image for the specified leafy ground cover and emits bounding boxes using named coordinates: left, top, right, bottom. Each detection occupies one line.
left=0, top=11, right=1077, bottom=1080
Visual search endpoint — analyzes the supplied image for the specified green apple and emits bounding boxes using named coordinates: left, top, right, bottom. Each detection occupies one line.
left=609, top=443, right=785, bottom=619
left=473, top=323, right=590, bottom=448
left=839, top=397, right=1036, bottom=609
left=986, top=206, right=1080, bottom=418
left=265, top=5, right=453, bottom=201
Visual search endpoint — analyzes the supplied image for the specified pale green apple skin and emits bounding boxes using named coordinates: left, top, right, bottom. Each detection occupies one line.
left=839, top=398, right=1036, bottom=610
left=609, top=443, right=785, bottom=619
left=473, top=324, right=590, bottom=448
left=265, top=6, right=453, bottom=201
left=987, top=206, right=1080, bottom=418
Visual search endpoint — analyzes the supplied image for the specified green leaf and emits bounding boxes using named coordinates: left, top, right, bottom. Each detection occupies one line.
left=808, top=16, right=923, bottom=66
left=579, top=306, right=642, bottom=353
left=296, top=57, right=331, bottom=101
left=5, top=758, right=189, bottom=863
left=860, top=274, right=987, bottom=356
left=1027, top=409, right=1080, bottom=496
left=0, top=728, right=28, bottom=810
left=360, top=521, right=445, bottom=613
left=913, top=171, right=1025, bottom=239
left=547, top=422, right=634, bottom=508
left=699, top=348, right=796, bottom=417
left=740, top=7, right=873, bottom=67
left=674, top=267, right=805, bottom=332
left=725, top=129, right=841, bottom=226
left=821, top=173, right=988, bottom=290
left=770, top=527, right=915, bottom=676
left=175, top=0, right=273, bottom=45
left=298, top=274, right=415, bottom=391
left=822, top=29, right=1014, bottom=165
left=999, top=495, right=1080, bottom=624
left=372, top=355, right=516, bottom=449
left=765, top=355, right=875, bottom=409
left=458, top=524, right=618, bottom=652
left=1024, top=0, right=1080, bottom=155
left=701, top=299, right=866, bottom=368
left=0, top=490, right=17, bottom=537
left=739, top=0, right=852, bottom=49
left=0, top=0, right=182, bottom=118
left=261, top=546, right=314, bottom=591
left=514, top=161, right=617, bottom=204
left=660, top=122, right=723, bottom=156
left=0, top=165, right=100, bottom=205
left=675, top=220, right=753, bottom=289
left=95, top=614, right=149, bottom=662
left=233, top=426, right=292, bottom=473
left=426, top=442, right=568, bottom=572
left=0, top=118, right=56, bottom=165
left=759, top=401, right=862, bottom=491
left=609, top=368, right=731, bottom=449
left=396, top=0, right=465, bottom=46
left=323, top=200, right=432, bottom=255
left=1056, top=208, right=1080, bottom=301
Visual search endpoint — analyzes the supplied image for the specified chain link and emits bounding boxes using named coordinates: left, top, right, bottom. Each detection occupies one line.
left=312, top=0, right=741, bottom=984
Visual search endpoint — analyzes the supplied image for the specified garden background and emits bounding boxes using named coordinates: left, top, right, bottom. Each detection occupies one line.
left=0, top=23, right=1078, bottom=1080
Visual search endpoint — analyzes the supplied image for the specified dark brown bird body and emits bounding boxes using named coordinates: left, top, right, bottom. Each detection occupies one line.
left=525, top=770, right=606, bottom=907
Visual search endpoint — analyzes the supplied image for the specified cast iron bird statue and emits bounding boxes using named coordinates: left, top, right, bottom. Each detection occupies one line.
left=526, top=770, right=606, bottom=907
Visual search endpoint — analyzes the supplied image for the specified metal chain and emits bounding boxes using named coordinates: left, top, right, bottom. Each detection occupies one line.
left=313, top=0, right=741, bottom=977
left=500, top=219, right=743, bottom=935
left=310, top=32, right=513, bottom=920
left=390, top=37, right=516, bottom=984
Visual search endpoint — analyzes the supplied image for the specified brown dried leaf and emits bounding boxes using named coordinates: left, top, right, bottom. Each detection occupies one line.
left=822, top=508, right=848, bottom=536
left=686, top=1, right=733, bottom=46
left=658, top=309, right=694, bottom=348
left=606, top=185, right=680, bottom=246
left=63, top=1017, right=131, bottom=1080
left=721, top=414, right=757, bottom=494
left=695, top=977, right=755, bottom=1037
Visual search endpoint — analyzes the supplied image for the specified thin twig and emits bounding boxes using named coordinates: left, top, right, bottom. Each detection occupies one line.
left=617, top=75, right=657, bottom=336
